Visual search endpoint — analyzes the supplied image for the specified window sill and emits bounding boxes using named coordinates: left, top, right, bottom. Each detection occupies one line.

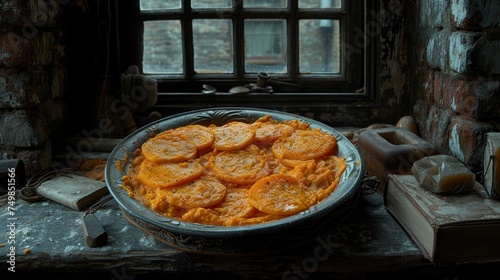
left=152, top=91, right=383, bottom=127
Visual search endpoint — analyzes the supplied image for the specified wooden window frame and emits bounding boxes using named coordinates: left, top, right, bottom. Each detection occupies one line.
left=117, top=0, right=382, bottom=126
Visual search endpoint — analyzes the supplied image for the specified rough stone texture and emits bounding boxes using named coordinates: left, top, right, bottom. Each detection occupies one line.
left=0, top=0, right=60, bottom=27
left=412, top=0, right=500, bottom=172
left=448, top=116, right=495, bottom=167
left=449, top=31, right=480, bottom=74
left=0, top=0, right=68, bottom=177
left=473, top=80, right=500, bottom=120
left=0, top=141, right=52, bottom=176
left=426, top=30, right=450, bottom=70
left=0, top=67, right=50, bottom=108
left=0, top=31, right=54, bottom=67
left=415, top=99, right=496, bottom=167
left=449, top=31, right=500, bottom=74
left=444, top=76, right=477, bottom=116
left=424, top=105, right=452, bottom=155
left=0, top=109, right=49, bottom=148
left=451, top=0, right=500, bottom=29
left=419, top=0, right=449, bottom=28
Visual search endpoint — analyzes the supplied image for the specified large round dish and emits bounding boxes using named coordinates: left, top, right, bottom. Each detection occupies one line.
left=105, top=107, right=364, bottom=254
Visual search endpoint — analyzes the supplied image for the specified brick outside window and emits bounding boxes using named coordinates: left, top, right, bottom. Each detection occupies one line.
left=119, top=0, right=372, bottom=95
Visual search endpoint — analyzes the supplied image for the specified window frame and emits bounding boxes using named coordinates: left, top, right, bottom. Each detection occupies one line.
left=117, top=0, right=381, bottom=126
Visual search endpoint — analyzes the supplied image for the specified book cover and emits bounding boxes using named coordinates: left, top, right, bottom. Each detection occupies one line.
left=384, top=174, right=500, bottom=264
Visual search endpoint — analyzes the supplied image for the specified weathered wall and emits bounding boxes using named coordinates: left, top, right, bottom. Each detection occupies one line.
left=0, top=0, right=68, bottom=175
left=2, top=0, right=498, bottom=177
left=377, top=0, right=411, bottom=121
left=410, top=0, right=500, bottom=172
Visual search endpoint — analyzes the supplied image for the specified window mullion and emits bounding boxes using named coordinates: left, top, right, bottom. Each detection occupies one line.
left=289, top=0, right=298, bottom=80
left=234, top=0, right=245, bottom=79
left=183, top=0, right=194, bottom=79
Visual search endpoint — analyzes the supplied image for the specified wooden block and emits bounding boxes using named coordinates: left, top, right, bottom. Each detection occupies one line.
left=82, top=214, right=108, bottom=248
left=357, top=127, right=436, bottom=191
left=36, top=174, right=108, bottom=210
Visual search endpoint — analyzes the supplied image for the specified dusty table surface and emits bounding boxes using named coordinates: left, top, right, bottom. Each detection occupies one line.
left=1, top=188, right=497, bottom=279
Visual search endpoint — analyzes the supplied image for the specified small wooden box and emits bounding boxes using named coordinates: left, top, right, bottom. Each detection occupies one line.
left=357, top=127, right=436, bottom=192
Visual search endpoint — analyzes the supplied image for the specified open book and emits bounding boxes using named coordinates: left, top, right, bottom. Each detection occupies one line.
left=384, top=174, right=500, bottom=264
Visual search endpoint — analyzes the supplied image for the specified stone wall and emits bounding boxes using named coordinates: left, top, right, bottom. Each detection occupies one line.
left=0, top=0, right=68, bottom=175
left=2, top=0, right=499, bottom=177
left=410, top=0, right=500, bottom=172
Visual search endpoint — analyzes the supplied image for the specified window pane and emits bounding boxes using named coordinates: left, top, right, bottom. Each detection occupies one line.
left=193, top=19, right=233, bottom=73
left=299, top=19, right=340, bottom=73
left=143, top=20, right=183, bottom=74
left=140, top=0, right=181, bottom=10
left=244, top=0, right=288, bottom=8
left=245, top=19, right=287, bottom=73
left=191, top=0, right=232, bottom=9
left=299, top=0, right=342, bottom=9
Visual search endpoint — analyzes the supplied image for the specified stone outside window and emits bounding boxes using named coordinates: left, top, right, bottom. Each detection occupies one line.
left=138, top=0, right=348, bottom=92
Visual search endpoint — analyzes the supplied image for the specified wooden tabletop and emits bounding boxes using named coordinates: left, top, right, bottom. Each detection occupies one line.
left=1, top=186, right=497, bottom=279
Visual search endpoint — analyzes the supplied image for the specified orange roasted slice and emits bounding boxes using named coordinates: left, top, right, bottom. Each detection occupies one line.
left=174, top=124, right=215, bottom=150
left=141, top=131, right=197, bottom=163
left=212, top=121, right=255, bottom=151
left=212, top=188, right=257, bottom=218
left=272, top=129, right=336, bottom=161
left=248, top=173, right=318, bottom=216
left=209, top=147, right=270, bottom=185
left=253, top=122, right=294, bottom=145
left=136, top=159, right=203, bottom=188
left=161, top=177, right=227, bottom=209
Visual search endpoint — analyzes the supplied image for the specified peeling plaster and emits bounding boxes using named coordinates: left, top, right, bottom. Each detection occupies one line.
left=451, top=0, right=469, bottom=25
left=449, top=124, right=465, bottom=162
left=451, top=97, right=457, bottom=111
left=452, top=0, right=500, bottom=28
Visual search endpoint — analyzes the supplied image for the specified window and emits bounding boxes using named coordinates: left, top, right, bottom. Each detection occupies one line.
left=120, top=0, right=370, bottom=94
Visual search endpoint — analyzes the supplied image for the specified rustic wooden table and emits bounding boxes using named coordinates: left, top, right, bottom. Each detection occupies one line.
left=1, top=184, right=497, bottom=279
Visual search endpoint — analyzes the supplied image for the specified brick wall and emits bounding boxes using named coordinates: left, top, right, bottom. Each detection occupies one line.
left=2, top=0, right=499, bottom=177
left=0, top=0, right=68, bottom=175
left=411, top=0, right=500, bottom=172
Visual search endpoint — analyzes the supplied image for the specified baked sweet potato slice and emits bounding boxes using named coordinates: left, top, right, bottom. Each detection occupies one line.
left=209, top=147, right=270, bottom=185
left=253, top=122, right=294, bottom=145
left=248, top=173, right=317, bottom=216
left=136, top=159, right=203, bottom=188
left=141, top=131, right=197, bottom=163
left=161, top=177, right=227, bottom=209
left=211, top=121, right=255, bottom=151
left=212, top=188, right=257, bottom=219
left=272, top=129, right=336, bottom=161
left=175, top=124, right=215, bottom=150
